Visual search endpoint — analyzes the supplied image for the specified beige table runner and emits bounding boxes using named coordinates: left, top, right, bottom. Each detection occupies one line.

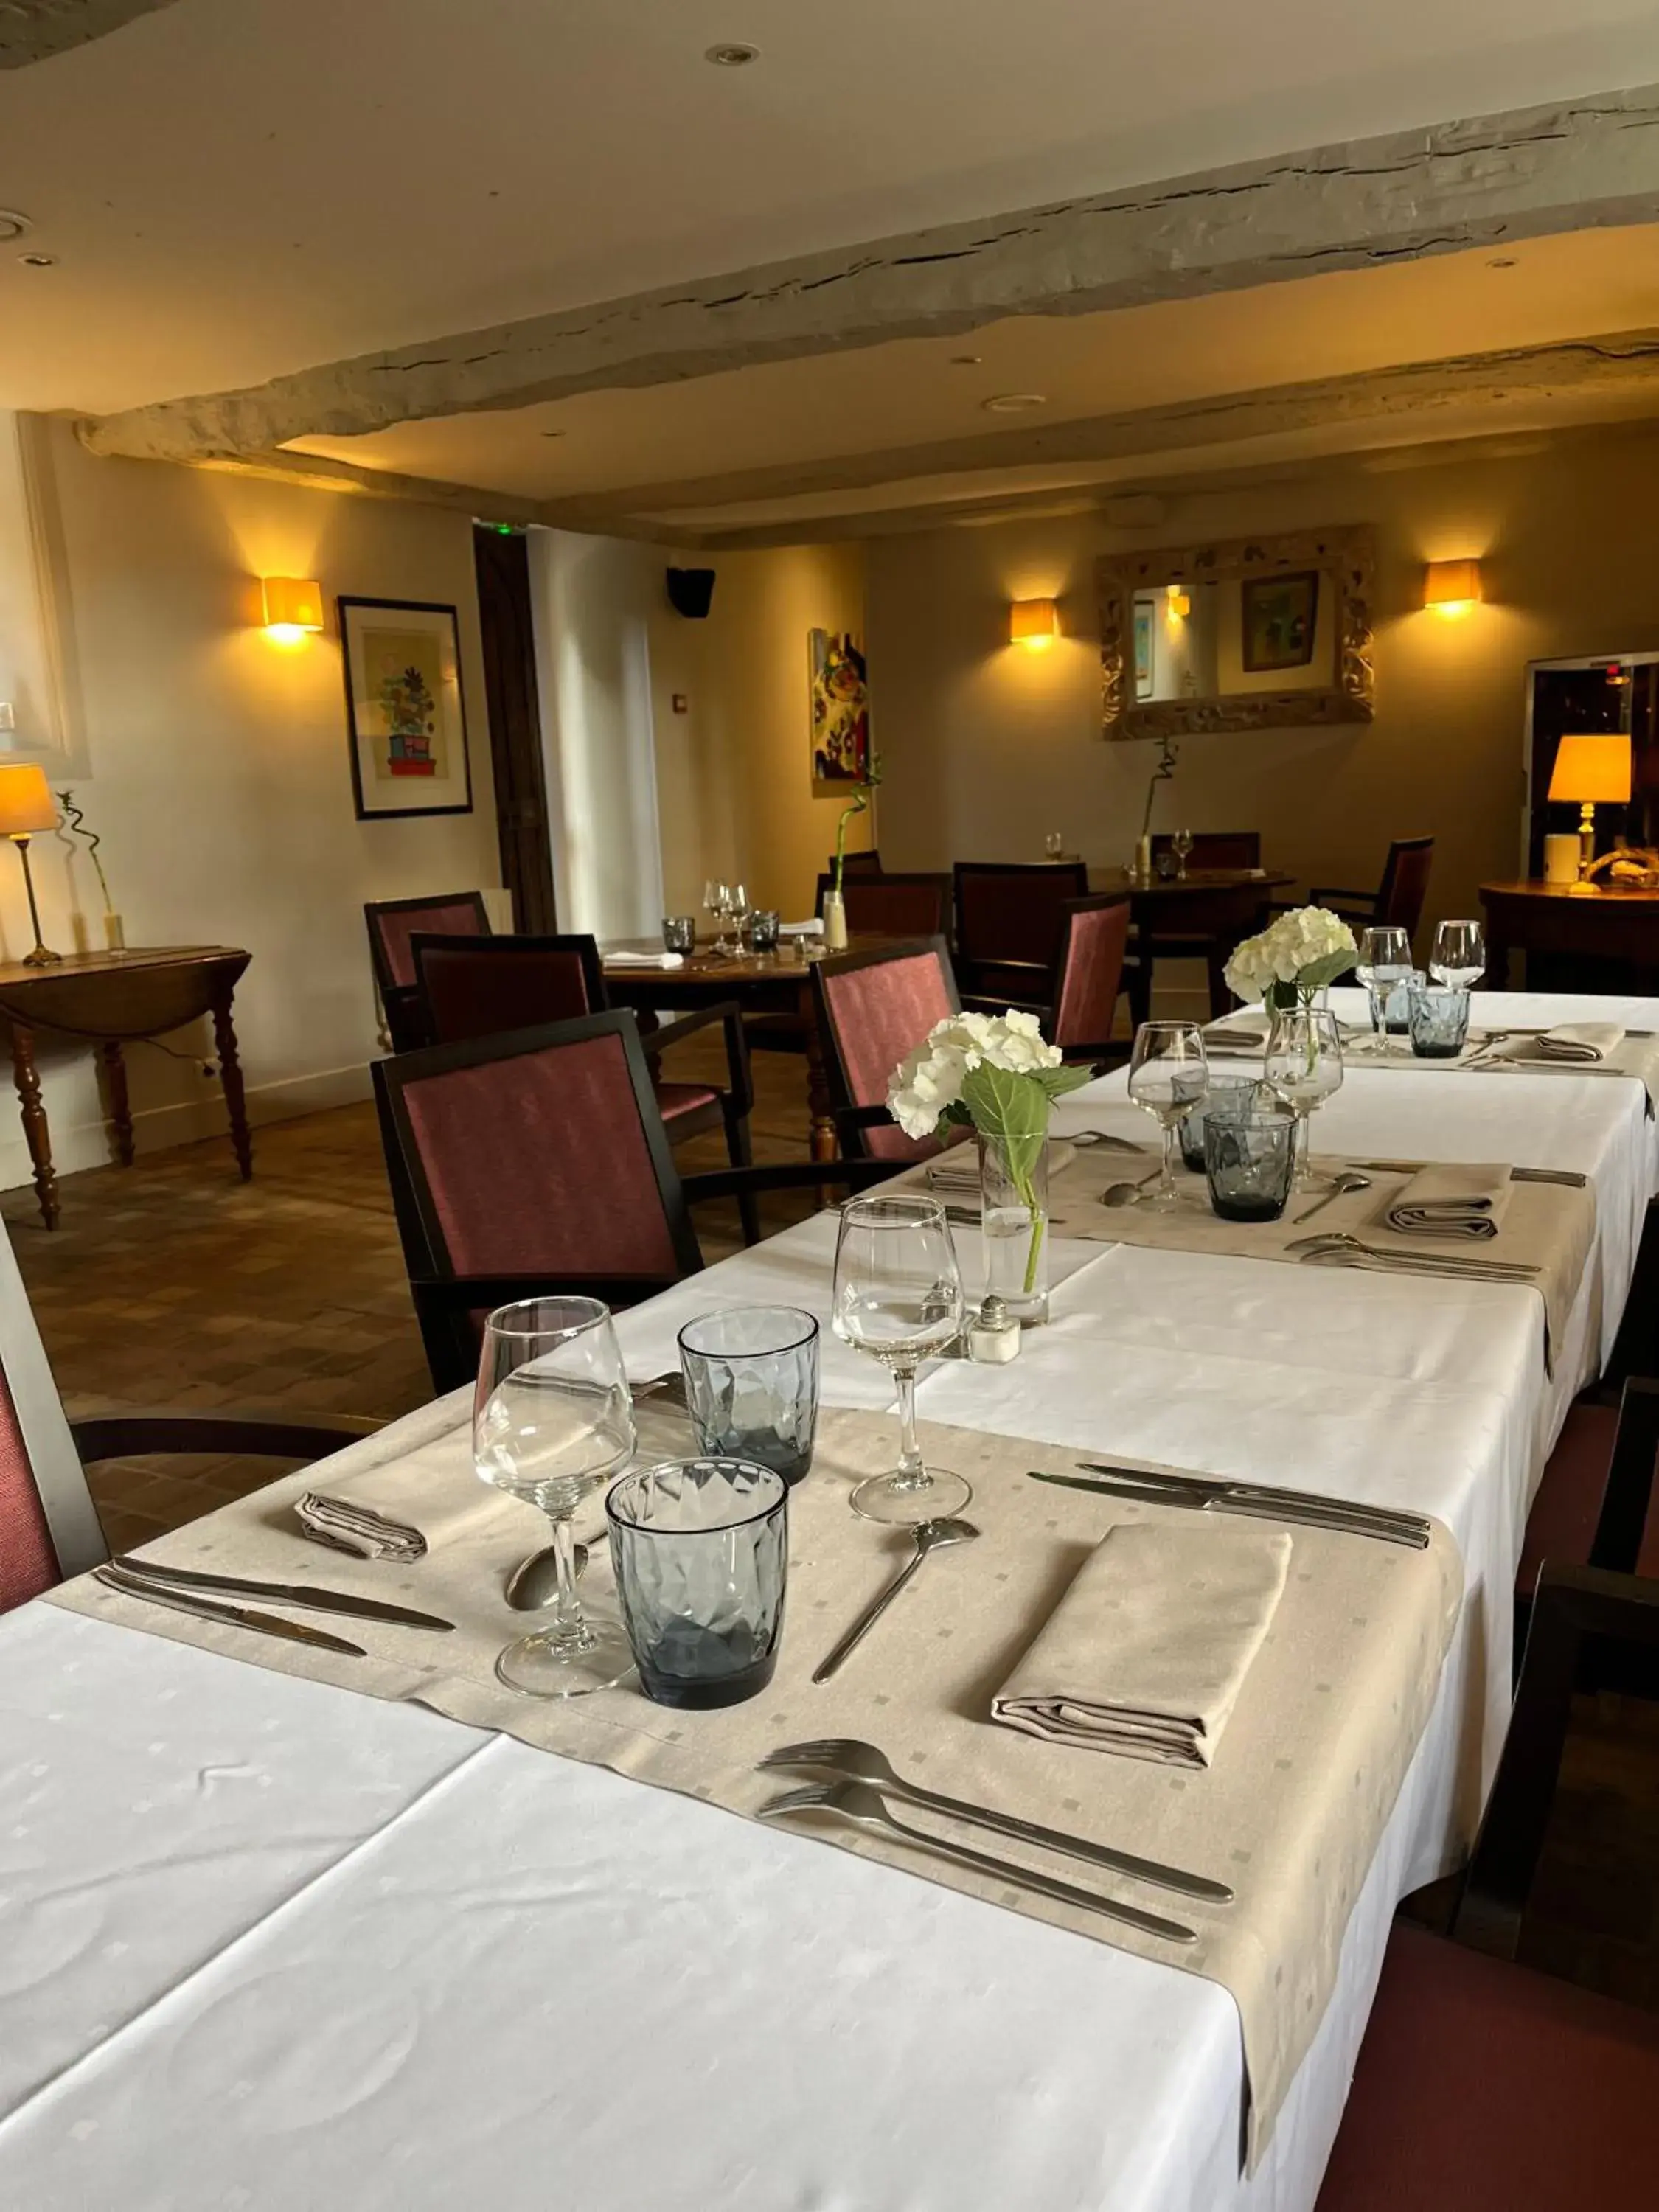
left=48, top=1403, right=1461, bottom=2163
left=1207, top=1021, right=1659, bottom=1113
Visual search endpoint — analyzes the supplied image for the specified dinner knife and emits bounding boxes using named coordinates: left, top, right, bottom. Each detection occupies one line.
left=1029, top=1469, right=1431, bottom=1548
left=1072, top=1459, right=1433, bottom=1539
left=112, top=1555, right=453, bottom=1632
left=94, top=1564, right=368, bottom=1655
left=1346, top=1158, right=1588, bottom=1189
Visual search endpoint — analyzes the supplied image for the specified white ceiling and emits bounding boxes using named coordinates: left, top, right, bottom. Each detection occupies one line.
left=4, top=0, right=1659, bottom=417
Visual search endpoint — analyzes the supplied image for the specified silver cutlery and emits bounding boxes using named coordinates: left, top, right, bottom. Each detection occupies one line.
left=1293, top=1172, right=1372, bottom=1224
left=505, top=1527, right=605, bottom=1611
left=94, top=1562, right=367, bottom=1655
left=1292, top=1245, right=1537, bottom=1287
left=1288, top=1230, right=1539, bottom=1278
left=1070, top=1460, right=1433, bottom=1543
left=631, top=1371, right=686, bottom=1406
left=111, top=1556, right=453, bottom=1632
left=1346, top=1158, right=1588, bottom=1189
left=813, top=1517, right=978, bottom=1683
left=1103, top=1166, right=1165, bottom=1208
left=1037, top=1466, right=1431, bottom=1548
left=758, top=1778, right=1197, bottom=1944
left=1065, top=1130, right=1146, bottom=1155
left=757, top=1736, right=1233, bottom=1903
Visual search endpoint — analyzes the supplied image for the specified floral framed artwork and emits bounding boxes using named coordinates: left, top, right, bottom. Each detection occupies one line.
left=339, top=597, right=473, bottom=819
left=807, top=627, right=871, bottom=795
left=1240, top=571, right=1320, bottom=673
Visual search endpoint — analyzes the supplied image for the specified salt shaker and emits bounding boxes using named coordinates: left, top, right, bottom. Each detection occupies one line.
left=968, top=1294, right=1020, bottom=1364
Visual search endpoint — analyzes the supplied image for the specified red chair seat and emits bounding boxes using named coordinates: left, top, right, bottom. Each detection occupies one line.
left=655, top=1082, right=720, bottom=1123
left=1316, top=1921, right=1659, bottom=2209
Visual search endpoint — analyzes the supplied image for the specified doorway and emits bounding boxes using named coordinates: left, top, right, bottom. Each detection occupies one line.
left=1523, top=652, right=1659, bottom=879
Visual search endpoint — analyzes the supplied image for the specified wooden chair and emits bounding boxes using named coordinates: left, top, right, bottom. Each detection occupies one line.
left=1513, top=1374, right=1659, bottom=1666
left=1315, top=1561, right=1659, bottom=2208
left=811, top=938, right=961, bottom=1162
left=364, top=891, right=491, bottom=1053
left=372, top=1009, right=894, bottom=1394
left=1139, top=835, right=1267, bottom=1022
left=827, top=849, right=883, bottom=877
left=0, top=1223, right=376, bottom=1617
left=815, top=871, right=952, bottom=942
left=1049, top=895, right=1134, bottom=1060
left=953, top=859, right=1088, bottom=1011
left=1149, top=831, right=1262, bottom=872
left=1311, top=838, right=1436, bottom=950
left=411, top=931, right=760, bottom=1245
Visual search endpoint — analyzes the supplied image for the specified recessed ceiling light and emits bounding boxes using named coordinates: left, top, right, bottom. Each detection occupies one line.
left=1487, top=256, right=1517, bottom=269
left=540, top=428, right=566, bottom=439
left=983, top=392, right=1047, bottom=413
left=0, top=210, right=31, bottom=243
left=950, top=354, right=983, bottom=366
left=18, top=253, right=56, bottom=268
left=705, top=42, right=759, bottom=66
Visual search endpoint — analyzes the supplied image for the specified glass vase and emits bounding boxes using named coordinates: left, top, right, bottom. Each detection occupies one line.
left=821, top=887, right=849, bottom=951
left=978, top=1130, right=1050, bottom=1326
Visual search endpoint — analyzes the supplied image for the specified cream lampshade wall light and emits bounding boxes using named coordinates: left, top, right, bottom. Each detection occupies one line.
left=261, top=577, right=324, bottom=641
left=0, top=762, right=63, bottom=964
left=1422, top=559, right=1483, bottom=616
left=1009, top=597, right=1059, bottom=650
left=1548, top=732, right=1632, bottom=888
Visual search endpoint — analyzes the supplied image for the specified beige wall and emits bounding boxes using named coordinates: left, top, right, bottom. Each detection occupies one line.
left=0, top=417, right=500, bottom=1191
left=863, top=425, right=1659, bottom=936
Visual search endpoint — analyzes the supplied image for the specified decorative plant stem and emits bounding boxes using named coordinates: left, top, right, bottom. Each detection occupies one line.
left=1140, top=733, right=1179, bottom=839
left=832, top=751, right=883, bottom=894
left=56, top=790, right=114, bottom=910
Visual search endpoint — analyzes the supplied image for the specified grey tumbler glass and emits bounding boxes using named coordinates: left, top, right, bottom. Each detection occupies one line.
left=678, top=1305, right=820, bottom=1486
left=605, top=1457, right=788, bottom=1708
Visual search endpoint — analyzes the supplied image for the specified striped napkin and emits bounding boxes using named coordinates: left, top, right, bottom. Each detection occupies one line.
left=1382, top=1163, right=1512, bottom=1241
left=296, top=1491, right=428, bottom=1562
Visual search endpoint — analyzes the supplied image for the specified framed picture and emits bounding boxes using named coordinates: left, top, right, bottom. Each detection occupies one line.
left=1133, top=601, right=1154, bottom=700
left=807, top=627, right=871, bottom=795
left=339, top=597, right=473, bottom=819
left=1240, top=571, right=1319, bottom=674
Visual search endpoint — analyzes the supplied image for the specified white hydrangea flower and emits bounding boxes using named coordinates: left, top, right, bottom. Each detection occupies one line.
left=885, top=1007, right=1062, bottom=1137
left=1223, top=906, right=1356, bottom=1006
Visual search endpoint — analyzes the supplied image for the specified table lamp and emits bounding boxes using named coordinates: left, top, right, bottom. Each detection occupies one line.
left=0, top=763, right=62, bottom=964
left=1547, top=733, right=1632, bottom=888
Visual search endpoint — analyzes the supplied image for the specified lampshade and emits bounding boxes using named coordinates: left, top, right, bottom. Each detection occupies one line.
left=0, top=763, right=58, bottom=838
left=1009, top=597, right=1058, bottom=647
left=1423, top=559, right=1483, bottom=609
left=261, top=577, right=324, bottom=632
left=1548, top=732, right=1632, bottom=805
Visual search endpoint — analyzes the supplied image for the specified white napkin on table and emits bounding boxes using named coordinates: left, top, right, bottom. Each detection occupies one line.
left=1528, top=1022, right=1626, bottom=1064
left=992, top=1521, right=1292, bottom=1768
left=604, top=950, right=686, bottom=970
left=295, top=1492, right=427, bottom=1562
left=778, top=918, right=824, bottom=937
left=1382, top=1162, right=1512, bottom=1240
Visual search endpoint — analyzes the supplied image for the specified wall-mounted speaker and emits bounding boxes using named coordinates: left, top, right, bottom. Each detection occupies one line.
left=666, top=567, right=716, bottom=619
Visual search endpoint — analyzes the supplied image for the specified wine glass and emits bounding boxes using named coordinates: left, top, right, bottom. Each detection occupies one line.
left=1127, top=1020, right=1208, bottom=1206
left=1263, top=1009, right=1345, bottom=1192
left=1172, top=828, right=1194, bottom=880
left=1430, top=919, right=1485, bottom=992
left=1354, top=925, right=1412, bottom=1051
left=474, top=1296, right=636, bottom=1697
left=832, top=1195, right=969, bottom=1525
left=728, top=882, right=751, bottom=953
left=703, top=879, right=727, bottom=952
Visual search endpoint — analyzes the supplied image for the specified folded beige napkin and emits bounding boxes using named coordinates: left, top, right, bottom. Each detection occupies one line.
left=1525, top=1022, right=1626, bottom=1064
left=991, top=1521, right=1293, bottom=1768
left=603, top=950, right=686, bottom=970
left=1382, top=1161, right=1513, bottom=1240
left=296, top=1491, right=427, bottom=1562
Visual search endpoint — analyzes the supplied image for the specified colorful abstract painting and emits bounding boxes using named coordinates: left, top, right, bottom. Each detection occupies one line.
left=808, top=627, right=871, bottom=795
left=340, top=599, right=473, bottom=819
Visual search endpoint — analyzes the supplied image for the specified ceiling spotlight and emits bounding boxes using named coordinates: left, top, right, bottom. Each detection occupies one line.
left=983, top=392, right=1047, bottom=414
left=950, top=354, right=983, bottom=366
left=1487, top=256, right=1517, bottom=269
left=540, top=428, right=566, bottom=440
left=18, top=253, right=56, bottom=268
left=0, top=210, right=31, bottom=243
left=705, top=42, right=759, bottom=66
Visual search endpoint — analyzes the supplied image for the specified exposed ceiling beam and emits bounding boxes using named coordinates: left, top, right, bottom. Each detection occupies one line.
left=0, top=0, right=180, bottom=68
left=177, top=442, right=549, bottom=528
left=80, top=81, right=1659, bottom=465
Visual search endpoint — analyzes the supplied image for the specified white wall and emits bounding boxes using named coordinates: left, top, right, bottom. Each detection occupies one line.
left=0, top=415, right=501, bottom=1192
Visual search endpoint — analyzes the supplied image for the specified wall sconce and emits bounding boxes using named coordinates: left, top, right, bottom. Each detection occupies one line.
left=1422, top=559, right=1482, bottom=617
left=261, top=577, right=324, bottom=641
left=1009, top=597, right=1059, bottom=650
left=1165, top=584, right=1191, bottom=620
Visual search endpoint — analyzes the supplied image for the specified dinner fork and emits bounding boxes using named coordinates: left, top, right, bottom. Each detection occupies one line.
left=1287, top=1231, right=1538, bottom=1276
left=757, top=1737, right=1232, bottom=1902
left=757, top=1779, right=1197, bottom=1943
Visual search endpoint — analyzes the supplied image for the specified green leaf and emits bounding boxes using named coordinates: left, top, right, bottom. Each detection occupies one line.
left=1029, top=1062, right=1096, bottom=1099
left=1265, top=978, right=1298, bottom=1013
left=961, top=1063, right=1050, bottom=1194
left=1298, top=947, right=1357, bottom=990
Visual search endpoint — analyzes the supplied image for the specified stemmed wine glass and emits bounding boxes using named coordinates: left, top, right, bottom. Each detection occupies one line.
left=728, top=881, right=751, bottom=953
left=703, top=879, right=729, bottom=953
left=1264, top=1009, right=1345, bottom=1192
left=1430, top=919, right=1485, bottom=992
left=832, top=1194, right=969, bottom=1524
left=1172, top=828, right=1194, bottom=880
left=1127, top=1020, right=1208, bottom=1206
left=474, top=1296, right=636, bottom=1697
left=1354, top=925, right=1412, bottom=1052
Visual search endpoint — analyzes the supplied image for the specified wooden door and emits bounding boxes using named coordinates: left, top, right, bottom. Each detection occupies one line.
left=473, top=525, right=557, bottom=933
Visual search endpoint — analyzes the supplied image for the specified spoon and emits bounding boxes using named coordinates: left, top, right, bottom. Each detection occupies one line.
left=1293, top=1172, right=1372, bottom=1225
left=504, top=1528, right=605, bottom=1612
left=1102, top=1166, right=1164, bottom=1207
left=813, top=1516, right=979, bottom=1682
left=1067, top=1130, right=1145, bottom=1154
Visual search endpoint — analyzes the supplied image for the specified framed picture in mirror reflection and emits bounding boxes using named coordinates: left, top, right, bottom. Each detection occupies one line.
left=1241, top=571, right=1319, bottom=674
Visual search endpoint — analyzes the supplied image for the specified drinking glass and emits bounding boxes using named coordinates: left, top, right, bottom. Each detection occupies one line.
left=474, top=1296, right=636, bottom=1698
left=1127, top=1021, right=1209, bottom=1206
left=728, top=882, right=751, bottom=952
left=1203, top=1107, right=1296, bottom=1222
left=1354, top=926, right=1411, bottom=1050
left=745, top=908, right=781, bottom=956
left=678, top=1305, right=819, bottom=1485
left=1430, top=919, right=1485, bottom=992
left=1178, top=1070, right=1258, bottom=1170
left=832, top=1195, right=969, bottom=1524
left=704, top=880, right=731, bottom=953
left=606, top=1458, right=788, bottom=1709
left=1172, top=827, right=1194, bottom=880
left=661, top=914, right=696, bottom=955
left=1408, top=982, right=1472, bottom=1058
left=1263, top=1008, right=1344, bottom=1193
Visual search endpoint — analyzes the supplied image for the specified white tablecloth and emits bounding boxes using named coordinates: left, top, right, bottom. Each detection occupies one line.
left=2, top=989, right=1655, bottom=2212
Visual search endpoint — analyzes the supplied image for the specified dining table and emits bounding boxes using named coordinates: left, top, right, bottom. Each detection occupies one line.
left=1088, top=867, right=1294, bottom=1023
left=4, top=983, right=1658, bottom=2212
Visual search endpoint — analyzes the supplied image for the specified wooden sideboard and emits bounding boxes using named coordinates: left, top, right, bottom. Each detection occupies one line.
left=1479, top=880, right=1659, bottom=993
left=0, top=945, right=253, bottom=1228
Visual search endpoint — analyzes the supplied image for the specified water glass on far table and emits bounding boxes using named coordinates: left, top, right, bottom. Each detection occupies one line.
left=678, top=1305, right=820, bottom=1486
left=1172, top=827, right=1194, bottom=880
left=1408, top=982, right=1472, bottom=1059
left=704, top=879, right=731, bottom=953
left=1430, top=919, right=1485, bottom=992
left=1203, top=1106, right=1296, bottom=1222
left=607, top=1458, right=788, bottom=1709
left=1263, top=1008, right=1344, bottom=1193
left=661, top=914, right=697, bottom=955
left=1128, top=1021, right=1209, bottom=1205
left=745, top=907, right=781, bottom=956
left=1354, top=926, right=1411, bottom=1049
left=474, top=1295, right=636, bottom=1699
left=832, top=1194, right=968, bottom=1525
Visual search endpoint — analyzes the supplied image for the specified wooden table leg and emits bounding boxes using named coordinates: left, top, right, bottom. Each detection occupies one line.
left=100, top=1040, right=135, bottom=1166
left=10, top=1023, right=58, bottom=1228
left=210, top=988, right=254, bottom=1181
left=801, top=978, right=839, bottom=1164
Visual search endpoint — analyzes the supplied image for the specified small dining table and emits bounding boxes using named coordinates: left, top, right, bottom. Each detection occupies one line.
left=1088, top=868, right=1294, bottom=1024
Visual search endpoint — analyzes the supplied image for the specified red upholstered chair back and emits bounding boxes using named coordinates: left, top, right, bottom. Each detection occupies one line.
left=1150, top=831, right=1262, bottom=872
left=366, top=892, right=492, bottom=993
left=953, top=860, right=1089, bottom=970
left=1377, top=838, right=1435, bottom=942
left=818, top=872, right=951, bottom=941
left=1051, top=896, right=1132, bottom=1051
left=413, top=934, right=603, bottom=1047
left=0, top=1228, right=104, bottom=1614
left=813, top=939, right=961, bottom=1161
